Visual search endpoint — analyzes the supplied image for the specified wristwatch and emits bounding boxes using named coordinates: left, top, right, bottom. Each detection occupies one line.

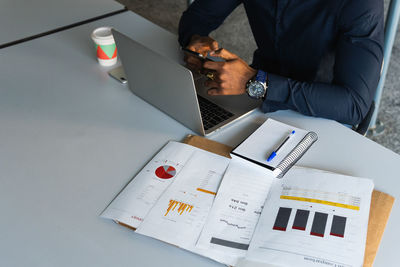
left=246, top=70, right=268, bottom=99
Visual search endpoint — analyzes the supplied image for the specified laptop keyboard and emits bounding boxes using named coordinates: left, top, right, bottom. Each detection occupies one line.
left=197, top=95, right=234, bottom=130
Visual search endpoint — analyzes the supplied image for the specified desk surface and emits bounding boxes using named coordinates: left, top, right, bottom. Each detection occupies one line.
left=0, top=11, right=398, bottom=267
left=0, top=0, right=124, bottom=47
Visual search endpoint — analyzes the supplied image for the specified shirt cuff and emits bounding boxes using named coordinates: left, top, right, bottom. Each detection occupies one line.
left=266, top=73, right=290, bottom=102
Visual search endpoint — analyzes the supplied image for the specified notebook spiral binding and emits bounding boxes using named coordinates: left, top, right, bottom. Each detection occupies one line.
left=275, top=132, right=318, bottom=178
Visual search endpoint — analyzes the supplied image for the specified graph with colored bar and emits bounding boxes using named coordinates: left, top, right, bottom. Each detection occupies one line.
left=281, top=186, right=361, bottom=210
left=310, top=212, right=328, bottom=237
left=330, top=215, right=346, bottom=238
left=196, top=188, right=216, bottom=195
left=245, top=168, right=373, bottom=267
left=292, top=209, right=309, bottom=231
left=194, top=170, right=221, bottom=196
left=272, top=207, right=291, bottom=231
left=272, top=207, right=347, bottom=238
left=164, top=199, right=194, bottom=216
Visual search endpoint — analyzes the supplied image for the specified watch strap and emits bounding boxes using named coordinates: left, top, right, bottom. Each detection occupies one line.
left=255, top=70, right=267, bottom=83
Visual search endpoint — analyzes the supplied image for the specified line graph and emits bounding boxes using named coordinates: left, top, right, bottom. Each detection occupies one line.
left=219, top=219, right=246, bottom=229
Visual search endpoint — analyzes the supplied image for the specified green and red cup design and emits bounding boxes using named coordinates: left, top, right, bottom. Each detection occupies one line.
left=91, top=27, right=117, bottom=66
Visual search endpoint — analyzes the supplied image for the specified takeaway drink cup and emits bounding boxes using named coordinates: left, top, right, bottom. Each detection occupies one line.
left=91, top=27, right=117, bottom=66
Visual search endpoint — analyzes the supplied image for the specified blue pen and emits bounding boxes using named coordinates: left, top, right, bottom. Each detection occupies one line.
left=267, top=130, right=296, bottom=162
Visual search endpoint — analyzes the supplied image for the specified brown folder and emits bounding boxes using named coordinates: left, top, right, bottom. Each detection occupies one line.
left=184, top=134, right=395, bottom=267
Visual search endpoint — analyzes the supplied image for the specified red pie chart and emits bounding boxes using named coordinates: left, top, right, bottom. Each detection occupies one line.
left=155, top=165, right=176, bottom=179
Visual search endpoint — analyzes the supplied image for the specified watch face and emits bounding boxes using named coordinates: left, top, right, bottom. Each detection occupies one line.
left=249, top=81, right=265, bottom=98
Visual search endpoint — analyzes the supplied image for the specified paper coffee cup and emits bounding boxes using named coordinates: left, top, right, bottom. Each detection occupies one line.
left=91, top=27, right=117, bottom=66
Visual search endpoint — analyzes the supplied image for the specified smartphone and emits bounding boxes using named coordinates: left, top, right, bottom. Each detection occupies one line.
left=181, top=47, right=225, bottom=62
left=108, top=66, right=128, bottom=84
left=181, top=47, right=206, bottom=60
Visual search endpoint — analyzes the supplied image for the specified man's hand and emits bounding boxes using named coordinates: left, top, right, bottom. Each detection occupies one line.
left=184, top=35, right=219, bottom=71
left=203, top=49, right=257, bottom=95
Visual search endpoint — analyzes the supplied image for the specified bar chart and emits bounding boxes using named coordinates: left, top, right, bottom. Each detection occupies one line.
left=245, top=168, right=373, bottom=267
left=272, top=207, right=346, bottom=238
left=292, top=209, right=309, bottom=231
left=310, top=212, right=328, bottom=237
left=330, top=215, right=346, bottom=238
left=272, top=207, right=292, bottom=231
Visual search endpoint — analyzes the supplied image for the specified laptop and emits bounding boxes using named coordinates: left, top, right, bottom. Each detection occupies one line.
left=112, top=29, right=261, bottom=136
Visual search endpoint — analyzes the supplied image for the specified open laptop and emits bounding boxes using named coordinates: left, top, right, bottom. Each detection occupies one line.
left=112, top=29, right=261, bottom=136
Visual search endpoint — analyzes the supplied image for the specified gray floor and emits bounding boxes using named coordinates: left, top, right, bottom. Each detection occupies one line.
left=118, top=0, right=400, bottom=154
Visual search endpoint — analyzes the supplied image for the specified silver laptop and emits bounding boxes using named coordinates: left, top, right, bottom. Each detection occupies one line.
left=112, top=29, right=261, bottom=136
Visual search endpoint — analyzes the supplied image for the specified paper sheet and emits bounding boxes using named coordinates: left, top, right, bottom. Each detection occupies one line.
left=195, top=156, right=274, bottom=266
left=233, top=119, right=309, bottom=168
left=101, top=141, right=198, bottom=229
left=246, top=167, right=374, bottom=267
left=135, top=149, right=230, bottom=249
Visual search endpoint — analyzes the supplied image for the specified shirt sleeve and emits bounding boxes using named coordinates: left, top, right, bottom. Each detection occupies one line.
left=263, top=0, right=384, bottom=125
left=178, top=0, right=241, bottom=47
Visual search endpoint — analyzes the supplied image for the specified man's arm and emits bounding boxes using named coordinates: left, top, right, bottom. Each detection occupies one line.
left=263, top=0, right=384, bottom=125
left=266, top=0, right=383, bottom=125
left=178, top=0, right=241, bottom=47
left=202, top=0, right=384, bottom=126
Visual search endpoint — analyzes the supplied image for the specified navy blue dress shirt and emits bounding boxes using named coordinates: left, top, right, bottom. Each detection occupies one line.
left=178, top=0, right=384, bottom=125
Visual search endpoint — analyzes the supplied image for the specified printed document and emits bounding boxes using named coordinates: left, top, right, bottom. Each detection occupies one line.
left=195, top=157, right=274, bottom=266
left=246, top=167, right=374, bottom=267
left=101, top=141, right=201, bottom=228
left=136, top=150, right=230, bottom=248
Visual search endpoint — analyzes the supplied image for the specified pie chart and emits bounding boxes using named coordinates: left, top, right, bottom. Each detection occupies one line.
left=155, top=165, right=176, bottom=179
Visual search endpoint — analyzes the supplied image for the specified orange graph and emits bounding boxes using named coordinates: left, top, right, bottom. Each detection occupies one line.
left=196, top=188, right=216, bottom=195
left=164, top=200, right=193, bottom=216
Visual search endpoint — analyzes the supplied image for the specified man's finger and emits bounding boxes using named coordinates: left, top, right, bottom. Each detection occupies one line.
left=186, top=44, right=199, bottom=53
left=186, top=63, right=201, bottom=72
left=205, top=80, right=219, bottom=88
left=210, top=40, right=219, bottom=50
left=207, top=88, right=226, bottom=96
left=210, top=48, right=238, bottom=60
left=186, top=55, right=202, bottom=65
left=184, top=54, right=203, bottom=69
left=203, top=61, right=224, bottom=71
left=187, top=45, right=205, bottom=55
left=187, top=44, right=211, bottom=55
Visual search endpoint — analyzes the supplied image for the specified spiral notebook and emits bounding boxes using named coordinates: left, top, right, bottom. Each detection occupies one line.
left=231, top=118, right=318, bottom=178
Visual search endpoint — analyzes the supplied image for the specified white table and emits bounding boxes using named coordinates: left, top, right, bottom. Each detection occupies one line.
left=0, top=11, right=398, bottom=267
left=0, top=0, right=124, bottom=47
